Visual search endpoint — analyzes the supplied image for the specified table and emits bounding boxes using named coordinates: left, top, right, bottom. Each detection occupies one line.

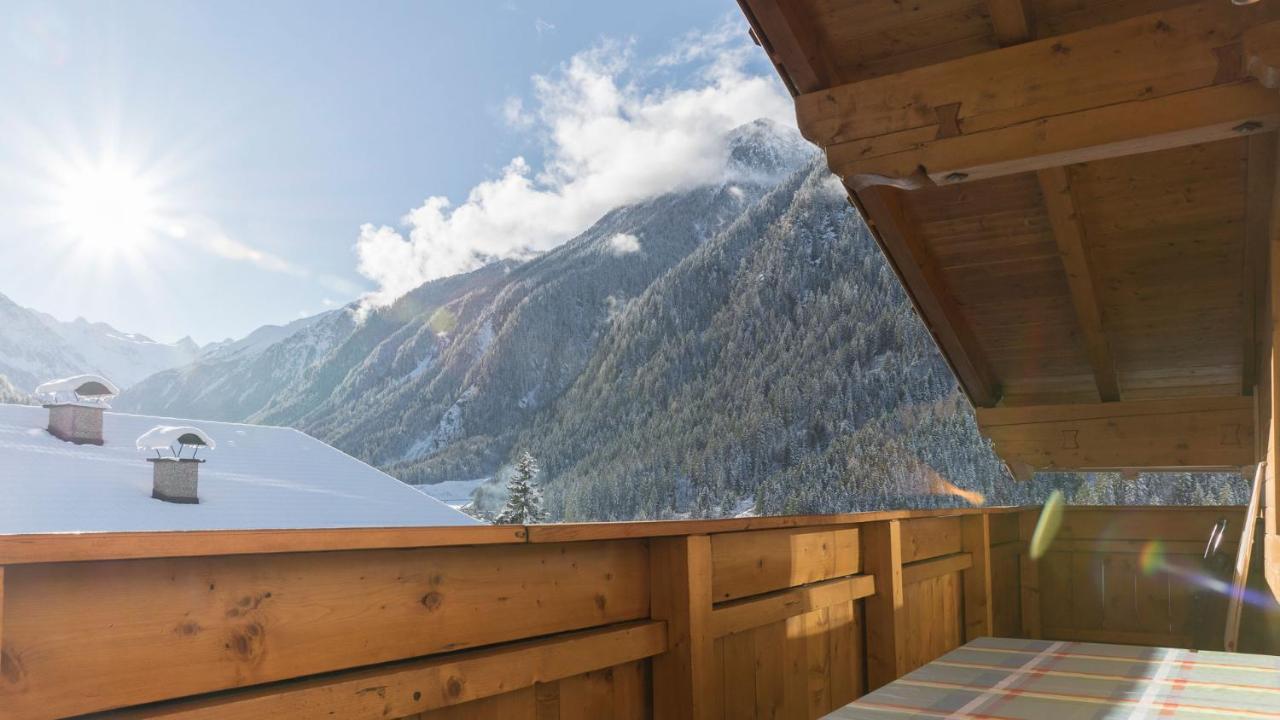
left=824, top=636, right=1280, bottom=719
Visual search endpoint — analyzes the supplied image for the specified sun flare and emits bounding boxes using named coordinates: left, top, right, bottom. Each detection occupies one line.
left=55, top=160, right=160, bottom=256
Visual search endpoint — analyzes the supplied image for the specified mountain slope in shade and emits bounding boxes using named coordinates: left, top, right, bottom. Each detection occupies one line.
left=0, top=292, right=199, bottom=391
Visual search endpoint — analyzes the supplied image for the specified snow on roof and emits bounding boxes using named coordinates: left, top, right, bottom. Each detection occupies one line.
left=34, top=374, right=120, bottom=398
left=137, top=425, right=216, bottom=452
left=0, top=403, right=479, bottom=533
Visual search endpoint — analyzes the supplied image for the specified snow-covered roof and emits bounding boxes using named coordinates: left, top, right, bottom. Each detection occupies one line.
left=0, top=403, right=479, bottom=533
left=35, top=373, right=119, bottom=398
left=137, top=425, right=216, bottom=452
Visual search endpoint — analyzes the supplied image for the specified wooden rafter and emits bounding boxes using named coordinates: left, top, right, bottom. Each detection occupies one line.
left=737, top=0, right=834, bottom=95
left=986, top=0, right=1032, bottom=46
left=856, top=185, right=1001, bottom=406
left=1036, top=166, right=1119, bottom=402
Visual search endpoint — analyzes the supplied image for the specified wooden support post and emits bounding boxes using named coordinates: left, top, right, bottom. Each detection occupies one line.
left=649, top=535, right=714, bottom=720
left=1017, top=510, right=1042, bottom=639
left=0, top=565, right=5, bottom=675
left=862, top=520, right=907, bottom=690
left=961, top=515, right=993, bottom=641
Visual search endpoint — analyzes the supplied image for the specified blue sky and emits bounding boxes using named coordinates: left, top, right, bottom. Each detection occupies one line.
left=0, top=1, right=790, bottom=344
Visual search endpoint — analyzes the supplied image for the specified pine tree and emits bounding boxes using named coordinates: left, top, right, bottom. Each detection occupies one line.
left=495, top=451, right=545, bottom=524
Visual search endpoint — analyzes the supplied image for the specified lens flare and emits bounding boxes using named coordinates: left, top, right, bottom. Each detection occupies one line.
left=926, top=468, right=985, bottom=506
left=1029, top=489, right=1065, bottom=560
left=1139, top=540, right=1164, bottom=576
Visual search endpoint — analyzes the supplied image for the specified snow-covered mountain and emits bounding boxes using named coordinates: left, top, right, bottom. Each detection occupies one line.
left=0, top=293, right=200, bottom=392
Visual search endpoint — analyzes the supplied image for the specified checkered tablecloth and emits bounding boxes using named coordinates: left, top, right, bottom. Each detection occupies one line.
left=825, top=636, right=1280, bottom=719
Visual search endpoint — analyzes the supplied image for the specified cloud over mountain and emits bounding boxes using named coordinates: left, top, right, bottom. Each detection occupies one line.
left=354, top=23, right=794, bottom=306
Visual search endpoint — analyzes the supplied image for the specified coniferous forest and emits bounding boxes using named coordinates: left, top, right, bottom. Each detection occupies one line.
left=111, top=121, right=1251, bottom=520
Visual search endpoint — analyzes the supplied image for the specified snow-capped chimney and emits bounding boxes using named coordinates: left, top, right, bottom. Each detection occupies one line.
left=35, top=374, right=119, bottom=446
left=138, top=426, right=215, bottom=504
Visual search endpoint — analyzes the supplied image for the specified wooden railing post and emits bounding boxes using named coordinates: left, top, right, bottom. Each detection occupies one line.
left=862, top=520, right=906, bottom=690
left=1017, top=509, right=1042, bottom=638
left=649, top=535, right=714, bottom=719
left=961, top=513, right=993, bottom=641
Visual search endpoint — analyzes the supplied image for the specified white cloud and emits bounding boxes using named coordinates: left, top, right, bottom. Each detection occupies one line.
left=534, top=18, right=555, bottom=36
left=607, top=232, right=641, bottom=255
left=354, top=21, right=792, bottom=307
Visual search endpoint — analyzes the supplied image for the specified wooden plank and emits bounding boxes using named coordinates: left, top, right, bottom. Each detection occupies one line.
left=710, top=526, right=860, bottom=602
left=857, top=186, right=1001, bottom=405
left=0, top=525, right=527, bottom=565
left=862, top=520, right=907, bottom=690
left=901, top=571, right=964, bottom=672
left=721, top=631, right=756, bottom=719
left=559, top=668, right=614, bottom=720
left=1226, top=463, right=1265, bottom=652
left=805, top=606, right=830, bottom=717
left=961, top=514, right=994, bottom=641
left=827, top=600, right=860, bottom=708
left=710, top=574, right=876, bottom=638
left=987, top=0, right=1032, bottom=46
left=0, top=566, right=4, bottom=680
left=901, top=553, right=973, bottom=586
left=104, top=621, right=664, bottom=720
left=535, top=682, right=560, bottom=720
left=798, top=2, right=1280, bottom=146
left=0, top=541, right=650, bottom=720
left=977, top=396, right=1256, bottom=470
left=610, top=660, right=648, bottom=720
left=649, top=536, right=714, bottom=720
left=738, top=0, right=834, bottom=94
left=835, top=82, right=1280, bottom=188
left=1244, top=133, right=1277, bottom=395
left=782, top=614, right=808, bottom=718
left=1018, top=510, right=1042, bottom=639
left=753, top=621, right=786, bottom=718
left=1038, top=165, right=1120, bottom=402
left=523, top=507, right=1023, bottom=544
left=423, top=687, right=537, bottom=720
left=900, top=516, right=964, bottom=562
left=1060, top=506, right=1247, bottom=542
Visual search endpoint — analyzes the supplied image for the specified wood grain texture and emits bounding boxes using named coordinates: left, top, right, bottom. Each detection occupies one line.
left=710, top=574, right=875, bottom=638
left=862, top=520, right=907, bottom=690
left=1037, top=165, right=1119, bottom=402
left=711, top=525, right=859, bottom=602
left=0, top=541, right=650, bottom=719
left=105, top=623, right=663, bottom=720
left=961, top=514, right=994, bottom=641
left=649, top=535, right=714, bottom=720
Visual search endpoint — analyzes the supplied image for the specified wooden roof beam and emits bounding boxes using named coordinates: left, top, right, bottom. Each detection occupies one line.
left=976, top=397, right=1256, bottom=473
left=1036, top=166, right=1120, bottom=402
left=737, top=0, right=835, bottom=95
left=986, top=0, right=1033, bottom=46
left=837, top=82, right=1280, bottom=190
left=856, top=186, right=1001, bottom=406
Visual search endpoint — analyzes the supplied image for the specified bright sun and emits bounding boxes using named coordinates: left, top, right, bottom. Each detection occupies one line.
left=56, top=161, right=159, bottom=255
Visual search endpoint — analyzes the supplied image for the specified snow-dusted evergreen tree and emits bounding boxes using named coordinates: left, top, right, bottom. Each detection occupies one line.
left=495, top=451, right=545, bottom=524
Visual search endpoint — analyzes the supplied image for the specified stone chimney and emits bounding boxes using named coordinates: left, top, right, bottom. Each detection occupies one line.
left=35, top=375, right=119, bottom=446
left=137, top=426, right=215, bottom=505
left=148, top=458, right=202, bottom=504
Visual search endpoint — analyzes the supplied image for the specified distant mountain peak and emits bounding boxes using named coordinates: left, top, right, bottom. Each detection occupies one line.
left=724, top=118, right=818, bottom=183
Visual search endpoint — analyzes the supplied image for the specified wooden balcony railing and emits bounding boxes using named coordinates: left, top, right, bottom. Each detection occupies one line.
left=0, top=505, right=1247, bottom=720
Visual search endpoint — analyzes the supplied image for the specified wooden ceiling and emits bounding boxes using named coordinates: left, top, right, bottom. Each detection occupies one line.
left=739, top=0, right=1280, bottom=475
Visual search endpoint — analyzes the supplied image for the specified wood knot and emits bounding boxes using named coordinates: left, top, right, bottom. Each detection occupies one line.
left=1051, top=42, right=1070, bottom=55
left=1154, top=19, right=1171, bottom=33
left=421, top=591, right=444, bottom=611
left=174, top=620, right=203, bottom=637
left=594, top=593, right=608, bottom=611
left=226, top=621, right=266, bottom=662
left=446, top=676, right=464, bottom=698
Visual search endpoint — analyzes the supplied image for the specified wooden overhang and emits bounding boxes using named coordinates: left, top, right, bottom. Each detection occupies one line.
left=738, top=0, right=1280, bottom=597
